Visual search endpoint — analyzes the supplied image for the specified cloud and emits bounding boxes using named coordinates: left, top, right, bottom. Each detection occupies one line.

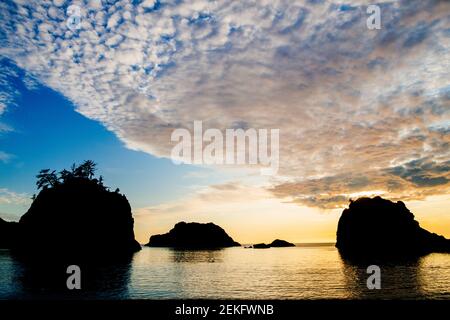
left=22, top=73, right=41, bottom=91
left=0, top=57, right=41, bottom=115
left=135, top=182, right=267, bottom=217
left=271, top=161, right=450, bottom=209
left=0, top=0, right=449, bottom=208
left=0, top=188, right=30, bottom=205
left=0, top=58, right=19, bottom=115
left=0, top=151, right=14, bottom=163
left=0, top=122, right=13, bottom=133
left=387, top=158, right=450, bottom=187
left=132, top=181, right=343, bottom=243
left=132, top=181, right=272, bottom=241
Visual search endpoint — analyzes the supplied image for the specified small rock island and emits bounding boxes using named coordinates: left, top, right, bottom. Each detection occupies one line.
left=146, top=222, right=241, bottom=249
left=269, top=239, right=296, bottom=247
left=336, top=196, right=450, bottom=259
left=252, top=239, right=295, bottom=249
left=252, top=243, right=271, bottom=249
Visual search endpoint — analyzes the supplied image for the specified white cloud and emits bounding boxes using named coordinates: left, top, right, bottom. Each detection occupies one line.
left=0, top=59, right=19, bottom=114
left=132, top=181, right=342, bottom=243
left=0, top=151, right=13, bottom=163
left=0, top=188, right=30, bottom=205
left=0, top=0, right=449, bottom=208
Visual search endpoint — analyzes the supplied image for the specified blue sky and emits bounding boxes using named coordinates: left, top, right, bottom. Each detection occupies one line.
left=0, top=58, right=222, bottom=218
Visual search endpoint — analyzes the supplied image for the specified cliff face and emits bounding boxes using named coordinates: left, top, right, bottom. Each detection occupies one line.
left=336, top=196, right=450, bottom=259
left=146, top=222, right=241, bottom=248
left=16, top=178, right=141, bottom=257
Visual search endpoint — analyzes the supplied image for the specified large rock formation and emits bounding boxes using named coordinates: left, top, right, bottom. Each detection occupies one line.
left=336, top=196, right=450, bottom=259
left=16, top=178, right=141, bottom=258
left=146, top=222, right=241, bottom=248
left=0, top=162, right=142, bottom=259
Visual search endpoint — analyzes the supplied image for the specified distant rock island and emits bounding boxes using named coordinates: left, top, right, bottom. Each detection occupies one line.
left=336, top=196, right=450, bottom=259
left=252, top=239, right=295, bottom=249
left=146, top=222, right=241, bottom=249
left=270, top=239, right=296, bottom=247
left=252, top=243, right=270, bottom=249
left=1, top=161, right=141, bottom=258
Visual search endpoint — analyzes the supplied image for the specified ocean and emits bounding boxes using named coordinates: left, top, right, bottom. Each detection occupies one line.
left=1, top=244, right=449, bottom=299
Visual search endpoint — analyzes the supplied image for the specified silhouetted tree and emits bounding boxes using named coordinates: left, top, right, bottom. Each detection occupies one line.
left=35, top=161, right=106, bottom=193
left=59, top=169, right=73, bottom=183
left=36, top=169, right=59, bottom=190
left=80, top=160, right=96, bottom=179
left=70, top=163, right=77, bottom=175
left=70, top=160, right=97, bottom=179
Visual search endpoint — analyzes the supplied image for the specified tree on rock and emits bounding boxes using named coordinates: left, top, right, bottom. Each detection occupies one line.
left=36, top=169, right=59, bottom=190
left=15, top=161, right=141, bottom=258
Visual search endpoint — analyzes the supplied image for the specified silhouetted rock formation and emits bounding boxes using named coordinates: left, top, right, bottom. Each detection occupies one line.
left=252, top=239, right=295, bottom=248
left=1, top=161, right=141, bottom=259
left=269, top=239, right=295, bottom=247
left=336, top=196, right=450, bottom=259
left=17, top=179, right=141, bottom=258
left=0, top=218, right=19, bottom=248
left=146, top=222, right=241, bottom=249
left=252, top=243, right=270, bottom=249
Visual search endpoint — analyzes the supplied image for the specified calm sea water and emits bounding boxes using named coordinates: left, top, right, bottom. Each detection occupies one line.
left=1, top=245, right=449, bottom=299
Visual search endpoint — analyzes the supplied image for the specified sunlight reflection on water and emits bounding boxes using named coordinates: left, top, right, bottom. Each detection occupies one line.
left=1, top=246, right=449, bottom=299
left=128, top=246, right=450, bottom=299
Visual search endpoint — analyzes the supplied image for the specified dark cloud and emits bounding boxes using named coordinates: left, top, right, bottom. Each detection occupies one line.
left=387, top=158, right=450, bottom=187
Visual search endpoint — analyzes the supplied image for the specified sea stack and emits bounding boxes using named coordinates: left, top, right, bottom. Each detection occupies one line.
left=146, top=222, right=241, bottom=249
left=336, top=196, right=450, bottom=259
left=11, top=161, right=141, bottom=258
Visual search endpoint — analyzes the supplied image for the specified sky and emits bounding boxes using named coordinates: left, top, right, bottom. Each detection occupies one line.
left=0, top=0, right=449, bottom=244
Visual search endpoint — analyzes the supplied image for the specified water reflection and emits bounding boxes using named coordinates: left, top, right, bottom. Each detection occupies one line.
left=171, top=249, right=224, bottom=263
left=340, top=255, right=426, bottom=299
left=10, top=253, right=133, bottom=299
left=1, top=246, right=449, bottom=299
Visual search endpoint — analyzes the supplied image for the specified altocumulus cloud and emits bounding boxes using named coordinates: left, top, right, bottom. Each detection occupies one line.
left=0, top=0, right=449, bottom=208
